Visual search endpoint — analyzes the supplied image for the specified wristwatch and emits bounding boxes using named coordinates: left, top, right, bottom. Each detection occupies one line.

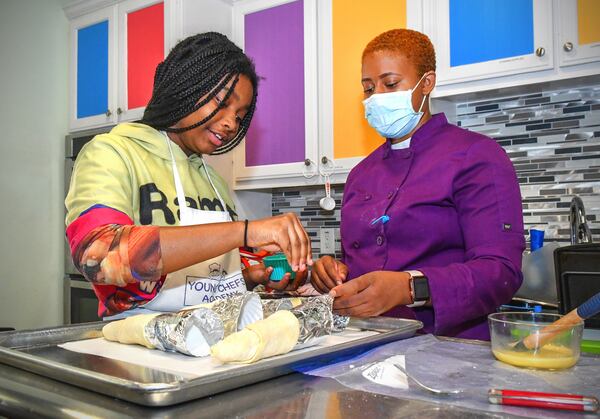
left=406, top=270, right=430, bottom=307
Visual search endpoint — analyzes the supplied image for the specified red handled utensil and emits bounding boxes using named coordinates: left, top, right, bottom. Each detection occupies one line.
left=489, top=389, right=599, bottom=412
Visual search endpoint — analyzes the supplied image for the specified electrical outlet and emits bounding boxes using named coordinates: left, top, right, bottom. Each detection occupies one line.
left=320, top=228, right=335, bottom=254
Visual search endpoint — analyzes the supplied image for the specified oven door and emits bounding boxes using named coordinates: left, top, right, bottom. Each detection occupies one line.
left=64, top=275, right=101, bottom=324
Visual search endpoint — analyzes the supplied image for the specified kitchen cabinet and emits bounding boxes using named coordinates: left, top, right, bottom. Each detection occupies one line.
left=232, top=0, right=418, bottom=189
left=69, top=6, right=116, bottom=131
left=428, top=0, right=554, bottom=85
left=67, top=0, right=179, bottom=131
left=426, top=0, right=600, bottom=97
left=231, top=0, right=319, bottom=189
left=558, top=0, right=600, bottom=67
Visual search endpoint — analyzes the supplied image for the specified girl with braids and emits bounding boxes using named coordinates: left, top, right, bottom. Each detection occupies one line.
left=311, top=29, right=524, bottom=339
left=65, top=33, right=311, bottom=318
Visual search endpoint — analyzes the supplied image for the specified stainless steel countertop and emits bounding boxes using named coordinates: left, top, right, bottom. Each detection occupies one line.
left=0, top=361, right=526, bottom=419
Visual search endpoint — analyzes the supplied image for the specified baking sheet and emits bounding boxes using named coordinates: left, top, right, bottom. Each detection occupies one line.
left=58, top=329, right=379, bottom=379
left=0, top=317, right=421, bottom=407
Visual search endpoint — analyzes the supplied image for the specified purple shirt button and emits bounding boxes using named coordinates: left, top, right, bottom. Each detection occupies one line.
left=364, top=194, right=372, bottom=201
left=376, top=235, right=384, bottom=246
left=353, top=241, right=360, bottom=248
left=387, top=191, right=394, bottom=199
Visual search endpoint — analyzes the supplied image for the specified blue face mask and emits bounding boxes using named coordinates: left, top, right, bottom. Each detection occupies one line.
left=362, top=74, right=428, bottom=139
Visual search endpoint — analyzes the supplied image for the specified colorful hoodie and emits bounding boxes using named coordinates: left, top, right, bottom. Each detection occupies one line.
left=65, top=123, right=237, bottom=316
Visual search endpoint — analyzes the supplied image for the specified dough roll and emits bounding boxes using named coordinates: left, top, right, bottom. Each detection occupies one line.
left=211, top=310, right=300, bottom=363
left=102, top=313, right=160, bottom=349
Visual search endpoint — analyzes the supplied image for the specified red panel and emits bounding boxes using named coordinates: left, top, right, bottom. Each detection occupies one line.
left=127, top=2, right=164, bottom=109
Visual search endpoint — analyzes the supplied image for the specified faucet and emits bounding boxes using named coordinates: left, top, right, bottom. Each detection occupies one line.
left=570, top=196, right=593, bottom=245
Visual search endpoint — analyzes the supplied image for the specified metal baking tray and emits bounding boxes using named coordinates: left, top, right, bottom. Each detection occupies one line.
left=0, top=317, right=422, bottom=407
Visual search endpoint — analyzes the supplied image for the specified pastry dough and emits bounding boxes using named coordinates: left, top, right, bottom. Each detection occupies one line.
left=211, top=310, right=300, bottom=363
left=101, top=313, right=160, bottom=349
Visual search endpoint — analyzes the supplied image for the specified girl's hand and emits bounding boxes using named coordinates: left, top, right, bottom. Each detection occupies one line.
left=246, top=213, right=312, bottom=273
left=243, top=263, right=308, bottom=291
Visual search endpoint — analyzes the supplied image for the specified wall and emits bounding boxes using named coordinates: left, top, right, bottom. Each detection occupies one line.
left=271, top=81, right=600, bottom=258
left=0, top=0, right=69, bottom=329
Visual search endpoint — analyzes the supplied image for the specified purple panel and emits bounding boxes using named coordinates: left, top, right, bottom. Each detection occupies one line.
left=244, top=0, right=305, bottom=166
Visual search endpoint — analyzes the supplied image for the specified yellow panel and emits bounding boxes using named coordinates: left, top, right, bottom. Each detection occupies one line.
left=332, top=0, right=406, bottom=160
left=578, top=0, right=600, bottom=45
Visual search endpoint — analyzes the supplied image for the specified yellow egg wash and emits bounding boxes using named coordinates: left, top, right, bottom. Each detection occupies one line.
left=492, top=344, right=578, bottom=369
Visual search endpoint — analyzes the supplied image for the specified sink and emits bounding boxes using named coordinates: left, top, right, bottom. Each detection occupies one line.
left=515, top=242, right=561, bottom=306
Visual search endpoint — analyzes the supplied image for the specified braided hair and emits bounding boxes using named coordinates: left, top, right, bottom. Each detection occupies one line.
left=141, top=32, right=258, bottom=155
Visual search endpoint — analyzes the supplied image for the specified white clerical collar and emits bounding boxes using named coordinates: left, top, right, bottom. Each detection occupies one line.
left=391, top=137, right=411, bottom=150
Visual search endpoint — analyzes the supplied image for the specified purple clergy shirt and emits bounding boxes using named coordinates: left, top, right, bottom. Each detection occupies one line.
left=340, top=113, right=525, bottom=340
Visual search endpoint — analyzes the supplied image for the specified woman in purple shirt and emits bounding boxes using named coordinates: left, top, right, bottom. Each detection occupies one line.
left=311, top=29, right=525, bottom=340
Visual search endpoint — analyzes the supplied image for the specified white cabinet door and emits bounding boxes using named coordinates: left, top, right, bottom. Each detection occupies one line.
left=232, top=0, right=319, bottom=190
left=317, top=0, right=422, bottom=185
left=117, top=0, right=175, bottom=122
left=68, top=0, right=182, bottom=131
left=558, top=0, right=600, bottom=67
left=69, top=6, right=118, bottom=131
left=430, top=0, right=554, bottom=85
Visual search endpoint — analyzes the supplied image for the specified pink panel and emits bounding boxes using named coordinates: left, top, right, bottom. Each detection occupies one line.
left=127, top=2, right=164, bottom=109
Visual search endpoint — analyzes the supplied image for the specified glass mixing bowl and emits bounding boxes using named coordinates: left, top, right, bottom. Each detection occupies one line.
left=488, top=312, right=584, bottom=370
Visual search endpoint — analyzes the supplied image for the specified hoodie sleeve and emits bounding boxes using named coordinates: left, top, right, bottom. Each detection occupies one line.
left=65, top=136, right=135, bottom=227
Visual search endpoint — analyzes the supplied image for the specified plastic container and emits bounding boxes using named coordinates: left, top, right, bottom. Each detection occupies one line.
left=529, top=229, right=545, bottom=251
left=488, top=312, right=584, bottom=370
left=262, top=253, right=296, bottom=282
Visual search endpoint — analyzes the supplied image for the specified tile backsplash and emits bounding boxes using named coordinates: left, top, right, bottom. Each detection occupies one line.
left=272, top=83, right=600, bottom=258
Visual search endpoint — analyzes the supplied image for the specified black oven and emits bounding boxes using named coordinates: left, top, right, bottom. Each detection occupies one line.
left=63, top=276, right=101, bottom=324
left=64, top=126, right=113, bottom=324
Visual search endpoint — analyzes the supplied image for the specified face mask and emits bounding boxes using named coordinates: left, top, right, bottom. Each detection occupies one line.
left=362, top=74, right=428, bottom=139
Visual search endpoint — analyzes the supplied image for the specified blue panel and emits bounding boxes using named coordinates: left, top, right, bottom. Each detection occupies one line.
left=450, top=0, right=534, bottom=67
left=77, top=21, right=108, bottom=118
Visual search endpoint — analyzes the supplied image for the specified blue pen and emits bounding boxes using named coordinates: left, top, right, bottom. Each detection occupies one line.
left=371, top=215, right=390, bottom=225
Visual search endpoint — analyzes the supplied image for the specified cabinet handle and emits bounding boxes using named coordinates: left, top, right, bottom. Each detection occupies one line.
left=117, top=107, right=123, bottom=115
left=563, top=42, right=573, bottom=52
left=321, top=156, right=329, bottom=164
left=304, top=159, right=312, bottom=166
left=105, top=109, right=112, bottom=117
left=535, top=47, right=545, bottom=57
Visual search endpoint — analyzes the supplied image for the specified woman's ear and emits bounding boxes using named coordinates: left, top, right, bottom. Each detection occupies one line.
left=422, top=71, right=436, bottom=96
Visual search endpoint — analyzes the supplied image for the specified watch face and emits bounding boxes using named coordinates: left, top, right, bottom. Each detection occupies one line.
left=413, top=277, right=430, bottom=301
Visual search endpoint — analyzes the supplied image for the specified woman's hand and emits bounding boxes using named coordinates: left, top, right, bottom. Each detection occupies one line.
left=246, top=213, right=312, bottom=273
left=311, top=256, right=348, bottom=294
left=330, top=271, right=412, bottom=317
left=243, top=263, right=308, bottom=291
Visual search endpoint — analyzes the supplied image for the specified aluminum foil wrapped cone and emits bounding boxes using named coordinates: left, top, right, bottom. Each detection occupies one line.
left=261, top=296, right=303, bottom=317
left=143, top=292, right=263, bottom=357
left=291, top=294, right=335, bottom=347
left=204, top=292, right=263, bottom=336
left=211, top=295, right=338, bottom=364
left=144, top=307, right=224, bottom=357
left=333, top=314, right=350, bottom=332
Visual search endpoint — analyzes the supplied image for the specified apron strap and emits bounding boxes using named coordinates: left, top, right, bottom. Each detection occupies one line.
left=162, top=132, right=228, bottom=214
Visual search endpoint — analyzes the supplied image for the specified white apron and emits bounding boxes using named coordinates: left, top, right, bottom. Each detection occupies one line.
left=142, top=135, right=246, bottom=311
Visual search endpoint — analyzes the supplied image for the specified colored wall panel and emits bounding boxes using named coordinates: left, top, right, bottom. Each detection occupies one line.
left=77, top=20, right=108, bottom=118
left=577, top=0, right=600, bottom=45
left=127, top=2, right=164, bottom=109
left=332, top=0, right=406, bottom=160
left=244, top=1, right=305, bottom=167
left=449, top=0, right=534, bottom=67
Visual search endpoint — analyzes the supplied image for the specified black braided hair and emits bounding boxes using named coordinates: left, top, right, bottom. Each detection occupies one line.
left=141, top=32, right=258, bottom=155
